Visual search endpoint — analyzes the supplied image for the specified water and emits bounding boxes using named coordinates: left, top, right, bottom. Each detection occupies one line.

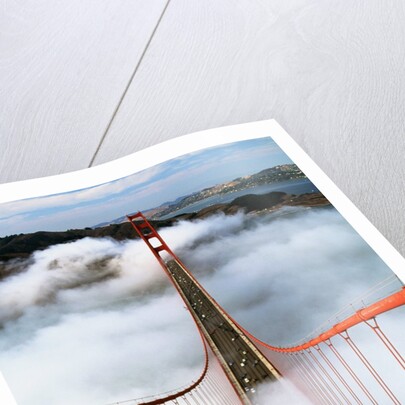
left=160, top=179, right=319, bottom=219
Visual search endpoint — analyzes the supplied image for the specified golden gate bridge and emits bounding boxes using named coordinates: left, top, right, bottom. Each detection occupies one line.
left=116, top=212, right=405, bottom=405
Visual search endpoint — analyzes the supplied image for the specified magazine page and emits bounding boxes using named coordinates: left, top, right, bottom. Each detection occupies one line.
left=0, top=120, right=404, bottom=405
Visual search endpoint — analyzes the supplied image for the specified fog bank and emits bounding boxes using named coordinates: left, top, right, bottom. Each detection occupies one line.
left=0, top=207, right=401, bottom=404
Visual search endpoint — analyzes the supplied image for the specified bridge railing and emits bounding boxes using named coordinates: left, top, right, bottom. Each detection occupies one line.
left=125, top=212, right=243, bottom=405
left=108, top=345, right=242, bottom=405
left=125, top=211, right=405, bottom=405
left=234, top=287, right=405, bottom=404
left=292, top=274, right=402, bottom=348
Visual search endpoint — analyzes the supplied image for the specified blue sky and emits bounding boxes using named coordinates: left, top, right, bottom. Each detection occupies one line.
left=0, top=138, right=293, bottom=236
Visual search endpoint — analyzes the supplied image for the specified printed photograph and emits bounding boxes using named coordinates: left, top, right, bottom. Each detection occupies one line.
left=0, top=137, right=404, bottom=405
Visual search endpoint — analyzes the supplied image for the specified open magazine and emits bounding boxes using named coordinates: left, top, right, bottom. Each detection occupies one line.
left=0, top=120, right=404, bottom=405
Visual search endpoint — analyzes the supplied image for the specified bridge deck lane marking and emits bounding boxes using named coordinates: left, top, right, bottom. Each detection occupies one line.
left=166, top=259, right=280, bottom=401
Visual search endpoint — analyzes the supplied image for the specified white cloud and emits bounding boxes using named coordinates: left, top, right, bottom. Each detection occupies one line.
left=0, top=164, right=164, bottom=221
left=254, top=379, right=312, bottom=405
left=0, top=208, right=403, bottom=404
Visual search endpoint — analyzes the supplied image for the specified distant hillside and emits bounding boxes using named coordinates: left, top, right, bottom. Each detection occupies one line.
left=151, top=163, right=306, bottom=219
left=93, top=163, right=307, bottom=227
left=0, top=191, right=330, bottom=266
left=0, top=220, right=173, bottom=264
left=171, top=192, right=329, bottom=220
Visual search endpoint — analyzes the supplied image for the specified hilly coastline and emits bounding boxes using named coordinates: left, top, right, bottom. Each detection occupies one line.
left=94, top=163, right=307, bottom=227
left=149, top=163, right=306, bottom=219
left=0, top=191, right=330, bottom=267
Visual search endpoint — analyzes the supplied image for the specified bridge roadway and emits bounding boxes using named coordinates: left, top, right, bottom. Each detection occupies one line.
left=166, top=259, right=280, bottom=403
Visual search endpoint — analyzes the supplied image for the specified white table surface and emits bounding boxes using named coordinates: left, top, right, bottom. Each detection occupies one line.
left=1, top=0, right=404, bottom=255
